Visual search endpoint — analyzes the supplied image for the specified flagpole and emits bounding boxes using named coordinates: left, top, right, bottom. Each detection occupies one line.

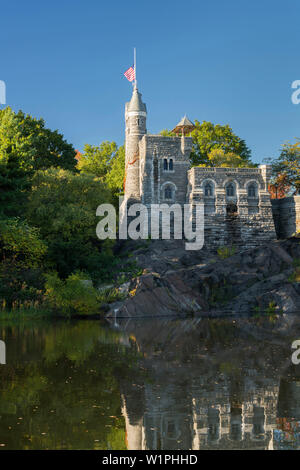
left=134, top=47, right=137, bottom=88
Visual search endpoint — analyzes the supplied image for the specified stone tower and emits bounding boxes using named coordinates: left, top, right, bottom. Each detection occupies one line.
left=125, top=85, right=147, bottom=201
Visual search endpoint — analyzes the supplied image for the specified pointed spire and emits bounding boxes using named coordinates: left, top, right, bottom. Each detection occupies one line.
left=127, top=86, right=147, bottom=113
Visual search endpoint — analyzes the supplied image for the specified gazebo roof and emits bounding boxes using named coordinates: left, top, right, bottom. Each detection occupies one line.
left=172, top=115, right=195, bottom=134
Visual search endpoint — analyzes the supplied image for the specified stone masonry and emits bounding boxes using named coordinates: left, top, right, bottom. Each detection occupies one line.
left=123, top=85, right=296, bottom=249
left=188, top=166, right=276, bottom=249
left=271, top=196, right=300, bottom=239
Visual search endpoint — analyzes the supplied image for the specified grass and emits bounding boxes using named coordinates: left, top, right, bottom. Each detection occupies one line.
left=288, top=259, right=300, bottom=283
left=0, top=307, right=53, bottom=321
left=217, top=245, right=236, bottom=259
left=252, top=302, right=283, bottom=320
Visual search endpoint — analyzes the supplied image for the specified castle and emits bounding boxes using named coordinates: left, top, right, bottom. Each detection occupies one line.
left=124, top=84, right=299, bottom=249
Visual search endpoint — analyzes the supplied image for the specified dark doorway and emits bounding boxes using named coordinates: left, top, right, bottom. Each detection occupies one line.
left=226, top=203, right=238, bottom=215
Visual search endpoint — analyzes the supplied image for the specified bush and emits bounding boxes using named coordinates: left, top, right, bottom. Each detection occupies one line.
left=0, top=218, right=47, bottom=269
left=0, top=262, right=45, bottom=310
left=0, top=218, right=47, bottom=310
left=217, top=245, right=236, bottom=259
left=44, top=271, right=101, bottom=317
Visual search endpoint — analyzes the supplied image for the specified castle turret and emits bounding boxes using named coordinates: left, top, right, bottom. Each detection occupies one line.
left=125, top=85, right=147, bottom=200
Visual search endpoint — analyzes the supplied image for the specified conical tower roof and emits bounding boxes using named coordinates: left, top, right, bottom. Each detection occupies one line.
left=127, top=86, right=147, bottom=113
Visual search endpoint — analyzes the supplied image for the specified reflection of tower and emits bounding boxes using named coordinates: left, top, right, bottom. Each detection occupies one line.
left=275, top=368, right=300, bottom=450
left=120, top=377, right=145, bottom=450
left=252, top=406, right=265, bottom=439
left=121, top=395, right=144, bottom=450
left=277, top=378, right=300, bottom=420
left=230, top=407, right=243, bottom=441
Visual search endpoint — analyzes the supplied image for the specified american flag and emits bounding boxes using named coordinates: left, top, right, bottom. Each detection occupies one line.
left=124, top=66, right=135, bottom=82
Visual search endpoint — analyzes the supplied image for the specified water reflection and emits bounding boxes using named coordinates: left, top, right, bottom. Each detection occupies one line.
left=116, top=317, right=300, bottom=450
left=0, top=316, right=300, bottom=450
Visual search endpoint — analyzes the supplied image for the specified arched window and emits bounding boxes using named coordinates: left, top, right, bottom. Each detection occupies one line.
left=204, top=182, right=214, bottom=197
left=248, top=183, right=257, bottom=197
left=163, top=158, right=168, bottom=170
left=169, top=158, right=173, bottom=171
left=226, top=183, right=235, bottom=197
left=164, top=185, right=173, bottom=200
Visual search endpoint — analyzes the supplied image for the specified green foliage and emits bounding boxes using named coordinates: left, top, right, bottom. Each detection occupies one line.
left=217, top=245, right=236, bottom=259
left=265, top=301, right=277, bottom=316
left=288, top=259, right=300, bottom=283
left=0, top=263, right=46, bottom=312
left=105, top=145, right=125, bottom=196
left=0, top=107, right=77, bottom=173
left=77, top=141, right=125, bottom=198
left=44, top=271, right=100, bottom=317
left=0, top=153, right=30, bottom=217
left=0, top=218, right=47, bottom=269
left=26, top=168, right=114, bottom=278
left=0, top=107, right=77, bottom=217
left=159, top=129, right=175, bottom=137
left=207, top=148, right=257, bottom=168
left=160, top=120, right=252, bottom=167
left=272, top=140, right=300, bottom=194
left=77, top=141, right=118, bottom=178
left=0, top=219, right=46, bottom=310
left=191, top=120, right=252, bottom=167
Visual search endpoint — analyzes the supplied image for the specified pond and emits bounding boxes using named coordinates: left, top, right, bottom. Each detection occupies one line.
left=0, top=316, right=300, bottom=450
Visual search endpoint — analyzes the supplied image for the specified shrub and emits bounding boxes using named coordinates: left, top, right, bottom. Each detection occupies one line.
left=217, top=245, right=236, bottom=259
left=44, top=271, right=100, bottom=317
left=0, top=218, right=47, bottom=310
left=288, top=266, right=300, bottom=283
left=0, top=218, right=47, bottom=269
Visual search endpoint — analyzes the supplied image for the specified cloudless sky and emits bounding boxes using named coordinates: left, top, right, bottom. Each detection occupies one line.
left=1, top=0, right=300, bottom=163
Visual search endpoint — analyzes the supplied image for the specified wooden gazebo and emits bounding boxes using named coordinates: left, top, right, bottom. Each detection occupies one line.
left=172, top=115, right=195, bottom=136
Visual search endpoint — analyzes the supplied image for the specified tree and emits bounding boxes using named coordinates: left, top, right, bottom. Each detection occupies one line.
left=0, top=107, right=77, bottom=217
left=77, top=141, right=118, bottom=178
left=191, top=121, right=252, bottom=166
left=160, top=120, right=252, bottom=167
left=272, top=140, right=300, bottom=195
left=0, top=218, right=47, bottom=309
left=268, top=174, right=290, bottom=199
left=105, top=145, right=125, bottom=196
left=77, top=141, right=125, bottom=199
left=0, top=151, right=30, bottom=217
left=207, top=148, right=256, bottom=168
left=0, top=107, right=77, bottom=173
left=26, top=168, right=114, bottom=279
left=0, top=218, right=47, bottom=269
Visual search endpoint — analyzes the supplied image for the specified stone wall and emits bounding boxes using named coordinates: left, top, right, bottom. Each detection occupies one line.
left=140, top=135, right=192, bottom=207
left=271, top=196, right=300, bottom=239
left=188, top=166, right=277, bottom=249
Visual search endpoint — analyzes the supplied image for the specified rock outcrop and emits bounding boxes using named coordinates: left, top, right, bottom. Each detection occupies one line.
left=107, top=237, right=300, bottom=319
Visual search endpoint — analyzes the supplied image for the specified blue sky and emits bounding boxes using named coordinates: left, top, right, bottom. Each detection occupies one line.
left=1, top=0, right=300, bottom=163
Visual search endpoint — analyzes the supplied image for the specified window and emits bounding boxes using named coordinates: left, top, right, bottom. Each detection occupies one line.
left=164, top=186, right=173, bottom=199
left=163, top=158, right=174, bottom=171
left=226, top=183, right=235, bottom=197
left=248, top=183, right=257, bottom=197
left=204, top=182, right=214, bottom=197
